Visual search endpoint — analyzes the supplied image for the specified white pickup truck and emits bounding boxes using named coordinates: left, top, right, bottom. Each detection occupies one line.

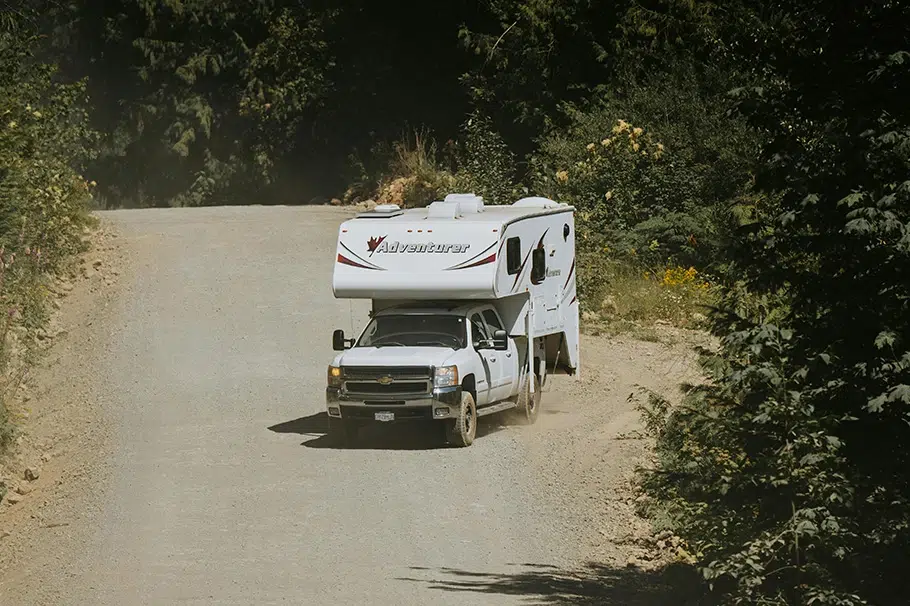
left=326, top=194, right=580, bottom=447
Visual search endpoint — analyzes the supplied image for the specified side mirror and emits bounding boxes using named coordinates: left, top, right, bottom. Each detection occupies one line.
left=333, top=329, right=354, bottom=351
left=491, top=329, right=509, bottom=351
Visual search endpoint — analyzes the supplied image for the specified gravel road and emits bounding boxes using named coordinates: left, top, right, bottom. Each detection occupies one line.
left=0, top=206, right=705, bottom=605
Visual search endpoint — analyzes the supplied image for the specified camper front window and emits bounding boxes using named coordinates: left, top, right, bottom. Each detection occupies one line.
left=357, top=315, right=467, bottom=349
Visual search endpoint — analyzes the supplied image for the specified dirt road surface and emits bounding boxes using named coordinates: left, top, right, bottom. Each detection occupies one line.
left=0, top=207, right=703, bottom=605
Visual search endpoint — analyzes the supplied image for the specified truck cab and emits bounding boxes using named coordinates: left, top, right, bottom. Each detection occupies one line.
left=326, top=302, right=532, bottom=447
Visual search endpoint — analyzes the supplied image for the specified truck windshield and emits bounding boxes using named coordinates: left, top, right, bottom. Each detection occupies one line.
left=357, top=314, right=466, bottom=349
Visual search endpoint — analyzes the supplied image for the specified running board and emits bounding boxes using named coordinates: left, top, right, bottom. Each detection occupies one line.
left=476, top=400, right=518, bottom=417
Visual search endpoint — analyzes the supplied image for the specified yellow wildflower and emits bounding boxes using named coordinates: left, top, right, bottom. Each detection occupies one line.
left=661, top=265, right=710, bottom=290
left=632, top=127, right=643, bottom=137
left=604, top=191, right=613, bottom=200
left=556, top=170, right=569, bottom=183
left=586, top=142, right=596, bottom=152
left=601, top=138, right=612, bottom=147
left=632, top=142, right=640, bottom=152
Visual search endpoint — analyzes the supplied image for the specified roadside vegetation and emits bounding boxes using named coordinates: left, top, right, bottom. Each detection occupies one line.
left=0, top=1, right=908, bottom=604
left=0, top=14, right=97, bottom=470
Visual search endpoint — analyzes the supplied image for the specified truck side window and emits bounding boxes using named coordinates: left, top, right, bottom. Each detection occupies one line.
left=531, top=246, right=546, bottom=284
left=470, top=313, right=488, bottom=348
left=482, top=309, right=504, bottom=333
left=506, top=237, right=521, bottom=275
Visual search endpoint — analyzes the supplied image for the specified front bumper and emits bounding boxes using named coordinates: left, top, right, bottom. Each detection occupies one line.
left=326, top=385, right=462, bottom=422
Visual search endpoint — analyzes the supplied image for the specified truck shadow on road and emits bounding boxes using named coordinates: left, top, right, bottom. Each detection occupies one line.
left=268, top=412, right=509, bottom=451
left=398, top=562, right=708, bottom=605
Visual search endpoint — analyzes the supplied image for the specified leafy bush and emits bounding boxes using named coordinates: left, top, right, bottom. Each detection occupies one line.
left=536, top=118, right=670, bottom=233
left=529, top=55, right=761, bottom=275
left=0, top=27, right=96, bottom=452
left=639, top=2, right=910, bottom=604
left=360, top=116, right=523, bottom=209
left=535, top=115, right=726, bottom=271
left=453, top=112, right=520, bottom=204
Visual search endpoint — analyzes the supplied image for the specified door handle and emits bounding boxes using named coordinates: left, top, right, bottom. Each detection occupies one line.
left=490, top=357, right=497, bottom=363
left=505, top=352, right=512, bottom=358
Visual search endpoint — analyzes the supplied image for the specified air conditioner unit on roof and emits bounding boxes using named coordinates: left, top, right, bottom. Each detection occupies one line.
left=427, top=200, right=461, bottom=219
left=444, top=193, right=484, bottom=214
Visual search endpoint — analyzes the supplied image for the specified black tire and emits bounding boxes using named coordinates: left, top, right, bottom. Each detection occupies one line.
left=445, top=392, right=477, bottom=447
left=514, top=372, right=541, bottom=425
left=328, top=417, right=359, bottom=446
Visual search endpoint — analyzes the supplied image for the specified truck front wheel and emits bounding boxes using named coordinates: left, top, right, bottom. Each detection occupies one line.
left=514, top=373, right=541, bottom=425
left=445, top=392, right=477, bottom=447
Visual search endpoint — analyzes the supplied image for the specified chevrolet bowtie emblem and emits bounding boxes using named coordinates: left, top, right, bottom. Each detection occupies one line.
left=377, top=376, right=394, bottom=385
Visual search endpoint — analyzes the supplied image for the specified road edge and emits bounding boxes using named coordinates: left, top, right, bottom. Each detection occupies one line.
left=0, top=216, right=133, bottom=599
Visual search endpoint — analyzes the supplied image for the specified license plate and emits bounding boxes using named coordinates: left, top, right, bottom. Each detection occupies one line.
left=375, top=411, right=395, bottom=422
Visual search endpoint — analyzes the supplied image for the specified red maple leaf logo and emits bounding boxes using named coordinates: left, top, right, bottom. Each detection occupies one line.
left=367, top=235, right=387, bottom=255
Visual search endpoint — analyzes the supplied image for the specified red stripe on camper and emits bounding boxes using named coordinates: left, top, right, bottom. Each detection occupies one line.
left=564, top=258, right=576, bottom=289
left=446, top=241, right=499, bottom=271
left=337, top=254, right=379, bottom=270
left=454, top=253, right=497, bottom=270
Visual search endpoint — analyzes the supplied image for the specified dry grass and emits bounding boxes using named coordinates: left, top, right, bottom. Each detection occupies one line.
left=579, top=254, right=715, bottom=335
left=370, top=128, right=458, bottom=208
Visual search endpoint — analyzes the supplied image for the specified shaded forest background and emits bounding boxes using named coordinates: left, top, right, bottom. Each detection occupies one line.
left=1, top=1, right=909, bottom=605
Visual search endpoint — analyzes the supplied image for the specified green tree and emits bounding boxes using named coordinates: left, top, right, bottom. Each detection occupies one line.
left=51, top=0, right=334, bottom=207
left=458, top=0, right=629, bottom=157
left=642, top=2, right=910, bottom=603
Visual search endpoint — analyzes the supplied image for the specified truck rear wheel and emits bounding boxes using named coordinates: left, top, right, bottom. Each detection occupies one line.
left=514, top=373, right=541, bottom=425
left=445, top=392, right=477, bottom=447
left=328, top=417, right=359, bottom=446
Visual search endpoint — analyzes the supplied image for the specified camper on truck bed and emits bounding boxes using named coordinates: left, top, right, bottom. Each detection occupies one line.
left=326, top=193, right=580, bottom=447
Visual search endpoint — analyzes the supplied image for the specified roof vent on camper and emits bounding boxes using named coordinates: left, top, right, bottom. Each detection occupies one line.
left=513, top=196, right=558, bottom=209
left=444, top=193, right=485, bottom=214
left=356, top=203, right=403, bottom=218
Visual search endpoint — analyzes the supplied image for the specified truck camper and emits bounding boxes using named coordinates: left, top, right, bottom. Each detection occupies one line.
left=326, top=193, right=579, bottom=447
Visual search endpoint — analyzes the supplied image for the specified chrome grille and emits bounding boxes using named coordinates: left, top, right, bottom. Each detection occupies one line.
left=341, top=366, right=432, bottom=381
left=341, top=366, right=433, bottom=399
left=345, top=382, right=429, bottom=395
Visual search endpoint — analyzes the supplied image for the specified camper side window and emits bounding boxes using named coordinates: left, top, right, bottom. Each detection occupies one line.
left=531, top=247, right=547, bottom=284
left=506, top=237, right=521, bottom=275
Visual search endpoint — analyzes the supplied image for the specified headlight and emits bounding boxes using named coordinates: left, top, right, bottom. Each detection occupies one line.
left=434, top=365, right=459, bottom=388
left=327, top=365, right=343, bottom=388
